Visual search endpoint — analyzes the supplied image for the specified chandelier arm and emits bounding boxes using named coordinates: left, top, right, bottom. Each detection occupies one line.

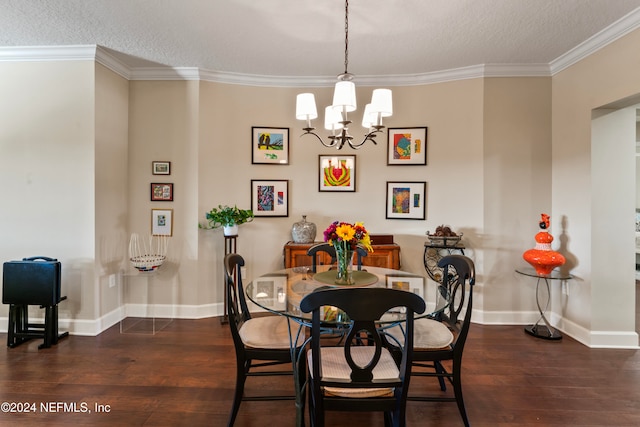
left=300, top=129, right=339, bottom=148
left=348, top=129, right=382, bottom=149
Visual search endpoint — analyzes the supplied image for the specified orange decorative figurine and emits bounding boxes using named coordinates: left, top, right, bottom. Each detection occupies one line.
left=522, top=213, right=566, bottom=275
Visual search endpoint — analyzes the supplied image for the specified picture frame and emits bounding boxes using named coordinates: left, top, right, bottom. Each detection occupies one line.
left=251, top=126, right=289, bottom=165
left=386, top=275, right=424, bottom=299
left=386, top=181, right=426, bottom=220
left=251, top=179, right=289, bottom=217
left=150, top=183, right=174, bottom=201
left=152, top=161, right=171, bottom=175
left=387, top=127, right=428, bottom=165
left=318, top=155, right=356, bottom=192
left=252, top=274, right=287, bottom=311
left=151, top=209, right=173, bottom=236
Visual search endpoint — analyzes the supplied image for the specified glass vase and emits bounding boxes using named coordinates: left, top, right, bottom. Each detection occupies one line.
left=334, top=243, right=354, bottom=286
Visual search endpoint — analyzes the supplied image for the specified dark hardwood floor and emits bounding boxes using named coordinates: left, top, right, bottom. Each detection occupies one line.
left=1, top=318, right=639, bottom=426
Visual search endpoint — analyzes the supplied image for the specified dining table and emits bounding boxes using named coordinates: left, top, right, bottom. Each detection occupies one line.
left=244, top=264, right=450, bottom=427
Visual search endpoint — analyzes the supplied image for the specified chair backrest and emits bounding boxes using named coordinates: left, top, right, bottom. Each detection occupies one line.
left=224, top=253, right=251, bottom=347
left=307, top=242, right=368, bottom=272
left=300, top=287, right=426, bottom=391
left=436, top=254, right=475, bottom=347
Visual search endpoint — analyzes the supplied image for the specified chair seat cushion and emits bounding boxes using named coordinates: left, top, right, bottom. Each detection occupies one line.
left=385, top=318, right=454, bottom=349
left=240, top=315, right=305, bottom=349
left=308, top=346, right=398, bottom=398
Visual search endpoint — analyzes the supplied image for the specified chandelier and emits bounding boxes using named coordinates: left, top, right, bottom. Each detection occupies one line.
left=295, top=0, right=393, bottom=150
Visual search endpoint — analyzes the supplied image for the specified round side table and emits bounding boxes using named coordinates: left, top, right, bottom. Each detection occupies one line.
left=515, top=267, right=572, bottom=340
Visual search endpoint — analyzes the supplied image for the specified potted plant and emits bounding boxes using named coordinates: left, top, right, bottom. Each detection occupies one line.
left=200, top=205, right=254, bottom=236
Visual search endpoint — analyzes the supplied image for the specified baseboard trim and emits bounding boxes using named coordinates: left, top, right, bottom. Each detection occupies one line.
left=1, top=304, right=638, bottom=348
left=470, top=308, right=640, bottom=349
left=0, top=303, right=225, bottom=337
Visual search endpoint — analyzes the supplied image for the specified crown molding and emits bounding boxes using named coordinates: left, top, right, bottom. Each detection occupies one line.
left=0, top=44, right=551, bottom=85
left=95, top=46, right=131, bottom=79
left=0, top=45, right=97, bottom=62
left=550, top=7, right=640, bottom=75
left=3, top=6, right=640, bottom=86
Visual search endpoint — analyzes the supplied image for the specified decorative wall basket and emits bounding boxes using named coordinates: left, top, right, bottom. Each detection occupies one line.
left=129, top=234, right=169, bottom=272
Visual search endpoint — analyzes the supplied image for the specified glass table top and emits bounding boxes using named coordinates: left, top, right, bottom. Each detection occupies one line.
left=515, top=267, right=573, bottom=280
left=244, top=265, right=449, bottom=324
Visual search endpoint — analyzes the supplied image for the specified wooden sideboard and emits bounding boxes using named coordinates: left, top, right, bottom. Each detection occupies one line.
left=283, top=241, right=401, bottom=270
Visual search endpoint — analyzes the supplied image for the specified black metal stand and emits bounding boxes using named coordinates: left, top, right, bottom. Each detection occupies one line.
left=525, top=276, right=562, bottom=340
left=7, top=297, right=69, bottom=349
left=516, top=268, right=572, bottom=341
left=424, top=241, right=465, bottom=282
left=221, top=235, right=237, bottom=325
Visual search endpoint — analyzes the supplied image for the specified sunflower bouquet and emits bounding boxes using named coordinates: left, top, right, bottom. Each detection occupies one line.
left=323, top=221, right=373, bottom=285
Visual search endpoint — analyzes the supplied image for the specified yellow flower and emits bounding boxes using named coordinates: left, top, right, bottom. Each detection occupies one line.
left=360, top=233, right=373, bottom=252
left=335, top=223, right=355, bottom=241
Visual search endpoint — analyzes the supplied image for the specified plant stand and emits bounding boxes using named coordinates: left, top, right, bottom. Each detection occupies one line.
left=221, top=234, right=237, bottom=324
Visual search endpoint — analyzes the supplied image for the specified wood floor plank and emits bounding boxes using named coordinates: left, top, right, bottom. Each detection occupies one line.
left=0, top=319, right=639, bottom=426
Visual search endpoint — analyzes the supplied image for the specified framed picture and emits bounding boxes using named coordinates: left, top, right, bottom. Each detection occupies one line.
left=251, top=126, right=289, bottom=165
left=251, top=179, right=289, bottom=217
left=152, top=161, right=171, bottom=175
left=387, top=127, right=427, bottom=165
left=151, top=209, right=173, bottom=236
left=386, top=181, right=426, bottom=220
left=252, top=274, right=287, bottom=311
left=150, top=183, right=173, bottom=201
left=318, top=155, right=356, bottom=192
left=386, top=275, right=424, bottom=299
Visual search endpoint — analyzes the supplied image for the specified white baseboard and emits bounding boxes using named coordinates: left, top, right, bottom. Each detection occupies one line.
left=470, top=308, right=640, bottom=349
left=1, top=304, right=638, bottom=348
left=0, top=303, right=225, bottom=337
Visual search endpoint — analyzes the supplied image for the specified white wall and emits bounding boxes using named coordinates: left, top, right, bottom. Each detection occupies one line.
left=591, top=107, right=636, bottom=336
left=0, top=60, right=97, bottom=325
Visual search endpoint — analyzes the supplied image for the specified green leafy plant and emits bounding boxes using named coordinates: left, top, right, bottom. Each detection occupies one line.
left=200, top=205, right=254, bottom=229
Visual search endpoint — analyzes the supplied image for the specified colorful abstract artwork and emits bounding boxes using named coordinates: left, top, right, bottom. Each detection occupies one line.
left=251, top=180, right=288, bottom=217
left=257, top=185, right=274, bottom=211
left=387, top=127, right=428, bottom=165
left=392, top=187, right=411, bottom=213
left=323, top=162, right=351, bottom=187
left=393, top=133, right=413, bottom=159
left=386, top=181, right=426, bottom=220
left=318, top=155, right=356, bottom=192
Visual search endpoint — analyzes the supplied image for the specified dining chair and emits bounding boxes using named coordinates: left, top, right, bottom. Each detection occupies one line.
left=307, top=242, right=368, bottom=272
left=385, top=254, right=475, bottom=427
left=300, top=287, right=426, bottom=427
left=224, top=253, right=306, bottom=427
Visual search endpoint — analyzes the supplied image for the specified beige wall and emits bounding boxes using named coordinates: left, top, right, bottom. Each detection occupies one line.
left=553, top=28, right=640, bottom=347
left=128, top=80, right=200, bottom=314
left=482, top=77, right=553, bottom=320
left=95, top=63, right=129, bottom=322
left=3, top=26, right=640, bottom=346
left=194, top=79, right=486, bottom=313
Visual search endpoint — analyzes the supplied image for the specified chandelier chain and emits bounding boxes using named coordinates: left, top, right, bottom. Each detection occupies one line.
left=344, top=0, right=349, bottom=74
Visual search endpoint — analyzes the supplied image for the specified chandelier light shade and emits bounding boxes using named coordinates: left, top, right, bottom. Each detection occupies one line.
left=332, top=80, right=357, bottom=112
left=324, top=106, right=344, bottom=131
left=295, top=93, right=318, bottom=121
left=295, top=0, right=393, bottom=150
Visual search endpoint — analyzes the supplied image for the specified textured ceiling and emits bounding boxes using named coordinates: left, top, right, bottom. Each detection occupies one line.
left=2, top=0, right=640, bottom=78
